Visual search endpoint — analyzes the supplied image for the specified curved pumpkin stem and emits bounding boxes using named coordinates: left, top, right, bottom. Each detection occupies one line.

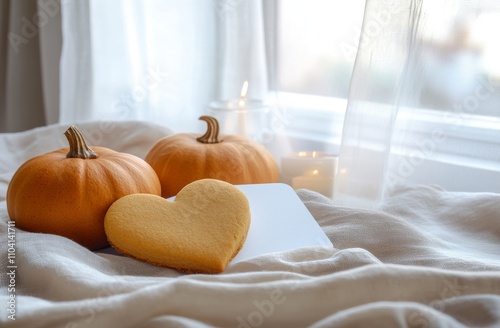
left=197, top=116, right=223, bottom=144
left=64, top=125, right=99, bottom=159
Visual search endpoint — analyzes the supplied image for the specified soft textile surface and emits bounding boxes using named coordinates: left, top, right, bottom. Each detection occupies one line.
left=1, top=122, right=499, bottom=327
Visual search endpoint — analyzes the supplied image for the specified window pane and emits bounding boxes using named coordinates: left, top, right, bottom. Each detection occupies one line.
left=276, top=1, right=500, bottom=119
left=417, top=10, right=500, bottom=117
left=276, top=0, right=366, bottom=98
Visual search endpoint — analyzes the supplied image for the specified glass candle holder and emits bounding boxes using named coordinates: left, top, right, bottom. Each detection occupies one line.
left=281, top=151, right=339, bottom=198
left=208, top=98, right=269, bottom=141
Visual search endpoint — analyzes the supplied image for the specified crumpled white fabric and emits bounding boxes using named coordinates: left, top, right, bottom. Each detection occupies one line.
left=1, top=121, right=499, bottom=328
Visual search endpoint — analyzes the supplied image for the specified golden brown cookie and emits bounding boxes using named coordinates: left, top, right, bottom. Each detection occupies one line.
left=104, top=179, right=251, bottom=273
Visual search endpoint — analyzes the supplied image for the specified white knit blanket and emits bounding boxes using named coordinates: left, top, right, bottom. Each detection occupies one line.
left=1, top=122, right=499, bottom=327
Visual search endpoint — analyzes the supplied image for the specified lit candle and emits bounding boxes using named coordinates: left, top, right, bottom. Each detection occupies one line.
left=292, top=171, right=335, bottom=198
left=207, top=81, right=268, bottom=140
left=237, top=81, right=249, bottom=136
left=281, top=151, right=338, bottom=198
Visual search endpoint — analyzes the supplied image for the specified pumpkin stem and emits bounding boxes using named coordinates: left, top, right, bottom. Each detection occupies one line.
left=197, top=116, right=223, bottom=144
left=64, top=125, right=99, bottom=159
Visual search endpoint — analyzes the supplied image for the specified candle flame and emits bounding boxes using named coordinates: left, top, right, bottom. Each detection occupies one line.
left=238, top=81, right=248, bottom=108
left=240, top=81, right=249, bottom=98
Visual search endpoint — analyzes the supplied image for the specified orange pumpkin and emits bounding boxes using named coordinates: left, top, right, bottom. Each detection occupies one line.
left=145, top=116, right=279, bottom=198
left=6, top=125, right=161, bottom=250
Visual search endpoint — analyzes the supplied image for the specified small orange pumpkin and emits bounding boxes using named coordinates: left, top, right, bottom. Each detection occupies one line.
left=145, top=116, right=279, bottom=198
left=6, top=125, right=161, bottom=250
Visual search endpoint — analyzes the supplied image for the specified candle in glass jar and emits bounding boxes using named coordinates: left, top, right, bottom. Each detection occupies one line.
left=281, top=151, right=337, bottom=177
left=207, top=81, right=268, bottom=140
left=281, top=151, right=338, bottom=198
left=208, top=100, right=268, bottom=139
left=292, top=171, right=334, bottom=198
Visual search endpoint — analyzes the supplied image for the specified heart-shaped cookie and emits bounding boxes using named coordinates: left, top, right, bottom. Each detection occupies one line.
left=104, top=179, right=250, bottom=274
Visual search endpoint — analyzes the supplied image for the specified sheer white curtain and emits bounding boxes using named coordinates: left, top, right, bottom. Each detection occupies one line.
left=335, top=0, right=500, bottom=207
left=59, top=0, right=269, bottom=134
left=60, top=0, right=215, bottom=132
left=57, top=0, right=500, bottom=206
